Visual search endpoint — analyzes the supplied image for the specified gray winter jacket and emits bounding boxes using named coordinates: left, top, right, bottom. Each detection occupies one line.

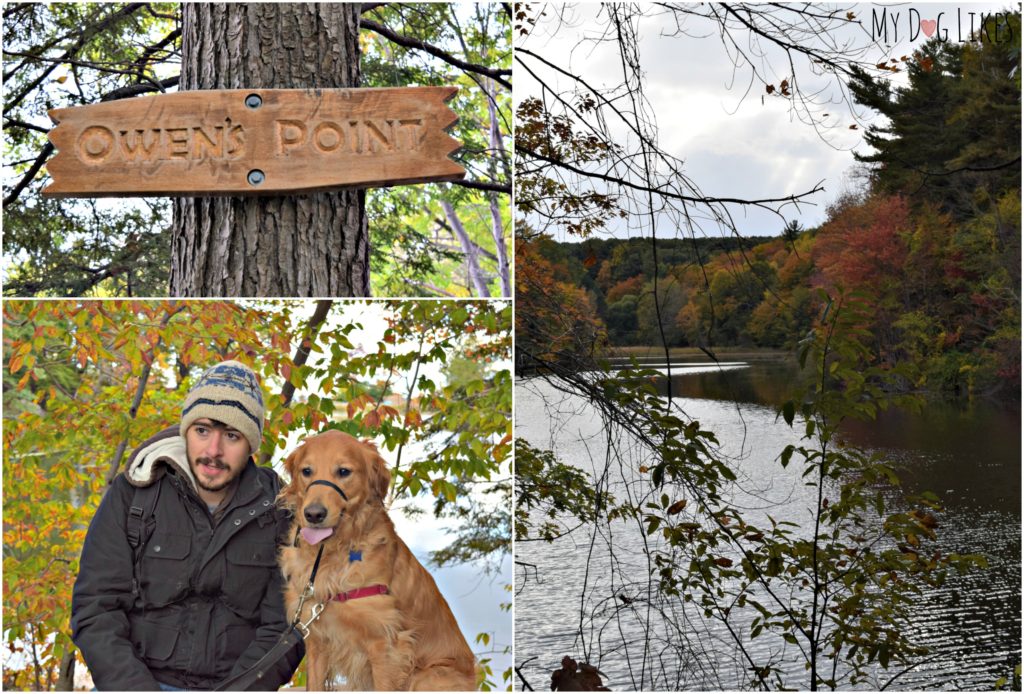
left=70, top=428, right=303, bottom=690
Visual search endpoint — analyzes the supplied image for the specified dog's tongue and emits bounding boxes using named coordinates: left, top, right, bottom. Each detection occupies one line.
left=300, top=527, right=334, bottom=545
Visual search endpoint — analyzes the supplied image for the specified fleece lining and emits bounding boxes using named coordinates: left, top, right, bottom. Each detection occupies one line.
left=123, top=429, right=198, bottom=493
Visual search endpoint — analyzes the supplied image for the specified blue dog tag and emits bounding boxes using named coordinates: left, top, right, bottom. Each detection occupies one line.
left=349, top=550, right=362, bottom=562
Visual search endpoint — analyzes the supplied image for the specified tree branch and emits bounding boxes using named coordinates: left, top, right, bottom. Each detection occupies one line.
left=441, top=200, right=491, bottom=297
left=402, top=279, right=455, bottom=297
left=259, top=300, right=334, bottom=466
left=3, top=3, right=148, bottom=116
left=100, top=75, right=179, bottom=101
left=3, top=142, right=52, bottom=208
left=434, top=215, right=498, bottom=262
left=2, top=118, right=50, bottom=138
left=450, top=178, right=511, bottom=195
left=360, top=17, right=511, bottom=90
left=519, top=144, right=824, bottom=211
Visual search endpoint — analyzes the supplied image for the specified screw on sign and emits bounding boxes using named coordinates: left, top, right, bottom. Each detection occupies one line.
left=43, top=88, right=465, bottom=198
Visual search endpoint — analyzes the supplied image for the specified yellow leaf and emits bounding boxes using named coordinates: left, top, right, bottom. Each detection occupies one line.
left=404, top=409, right=423, bottom=428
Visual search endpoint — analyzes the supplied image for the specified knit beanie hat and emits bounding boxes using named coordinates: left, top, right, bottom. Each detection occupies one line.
left=180, top=360, right=265, bottom=454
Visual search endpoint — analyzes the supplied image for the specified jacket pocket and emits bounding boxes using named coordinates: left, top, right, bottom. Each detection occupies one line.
left=136, top=620, right=179, bottom=662
left=222, top=541, right=277, bottom=615
left=226, top=541, right=276, bottom=567
left=140, top=532, right=192, bottom=606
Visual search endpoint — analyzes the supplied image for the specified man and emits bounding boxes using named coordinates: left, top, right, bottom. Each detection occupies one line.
left=71, top=361, right=303, bottom=690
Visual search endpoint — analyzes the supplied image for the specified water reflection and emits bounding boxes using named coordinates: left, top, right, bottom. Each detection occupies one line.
left=515, top=362, right=1021, bottom=691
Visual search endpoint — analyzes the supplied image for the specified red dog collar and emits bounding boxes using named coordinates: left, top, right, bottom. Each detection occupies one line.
left=331, top=584, right=389, bottom=603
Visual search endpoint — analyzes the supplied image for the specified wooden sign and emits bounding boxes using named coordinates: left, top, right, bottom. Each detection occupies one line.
left=43, top=87, right=464, bottom=197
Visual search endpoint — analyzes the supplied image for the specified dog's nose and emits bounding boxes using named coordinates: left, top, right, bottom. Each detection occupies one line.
left=304, top=504, right=327, bottom=525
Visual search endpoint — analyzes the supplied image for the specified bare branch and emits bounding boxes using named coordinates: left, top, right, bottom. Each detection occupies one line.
left=519, top=144, right=824, bottom=212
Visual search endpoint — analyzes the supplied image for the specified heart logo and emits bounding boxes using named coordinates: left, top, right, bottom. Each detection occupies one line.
left=920, top=19, right=937, bottom=37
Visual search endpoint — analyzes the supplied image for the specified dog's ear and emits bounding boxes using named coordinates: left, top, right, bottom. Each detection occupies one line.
left=284, top=448, right=295, bottom=475
left=369, top=451, right=391, bottom=502
left=279, top=447, right=302, bottom=511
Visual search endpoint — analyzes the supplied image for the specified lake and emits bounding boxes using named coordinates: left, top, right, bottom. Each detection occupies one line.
left=514, top=357, right=1021, bottom=691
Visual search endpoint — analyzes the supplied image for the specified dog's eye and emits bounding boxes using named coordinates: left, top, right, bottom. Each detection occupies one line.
left=301, top=467, right=312, bottom=477
left=336, top=468, right=351, bottom=478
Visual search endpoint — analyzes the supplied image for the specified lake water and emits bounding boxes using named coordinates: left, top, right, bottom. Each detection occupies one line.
left=514, top=358, right=1021, bottom=691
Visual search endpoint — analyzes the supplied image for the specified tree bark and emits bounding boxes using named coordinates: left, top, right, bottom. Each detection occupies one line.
left=55, top=648, right=75, bottom=691
left=171, top=3, right=368, bottom=297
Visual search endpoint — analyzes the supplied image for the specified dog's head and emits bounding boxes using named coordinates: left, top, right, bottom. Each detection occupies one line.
left=281, top=430, right=391, bottom=532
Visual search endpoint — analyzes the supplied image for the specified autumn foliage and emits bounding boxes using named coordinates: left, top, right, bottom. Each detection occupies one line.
left=515, top=236, right=605, bottom=371
left=3, top=300, right=512, bottom=690
left=521, top=24, right=1020, bottom=396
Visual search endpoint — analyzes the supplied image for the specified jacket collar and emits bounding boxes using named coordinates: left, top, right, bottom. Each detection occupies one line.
left=124, top=426, right=271, bottom=507
left=125, top=426, right=195, bottom=490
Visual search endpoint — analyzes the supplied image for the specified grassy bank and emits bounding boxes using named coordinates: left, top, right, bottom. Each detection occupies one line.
left=604, top=346, right=793, bottom=363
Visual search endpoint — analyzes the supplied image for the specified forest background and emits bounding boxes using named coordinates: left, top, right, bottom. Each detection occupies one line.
left=520, top=8, right=1020, bottom=399
left=3, top=3, right=512, bottom=298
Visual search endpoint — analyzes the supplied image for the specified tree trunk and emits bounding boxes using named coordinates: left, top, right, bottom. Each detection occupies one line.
left=55, top=648, right=75, bottom=691
left=441, top=200, right=490, bottom=297
left=484, top=78, right=511, bottom=297
left=171, top=3, right=368, bottom=297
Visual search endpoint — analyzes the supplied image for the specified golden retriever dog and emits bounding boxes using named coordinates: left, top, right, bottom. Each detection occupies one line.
left=278, top=430, right=477, bottom=691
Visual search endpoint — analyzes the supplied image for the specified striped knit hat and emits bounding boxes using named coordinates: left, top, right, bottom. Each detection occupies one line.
left=180, top=360, right=265, bottom=454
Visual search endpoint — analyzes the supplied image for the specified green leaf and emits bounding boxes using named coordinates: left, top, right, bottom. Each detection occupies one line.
left=781, top=400, right=796, bottom=426
left=780, top=444, right=796, bottom=468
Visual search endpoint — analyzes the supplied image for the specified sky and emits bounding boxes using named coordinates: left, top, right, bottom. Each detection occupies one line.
left=517, top=2, right=1009, bottom=240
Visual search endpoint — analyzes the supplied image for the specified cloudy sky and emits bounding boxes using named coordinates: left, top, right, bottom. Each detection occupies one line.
left=517, top=2, right=1008, bottom=239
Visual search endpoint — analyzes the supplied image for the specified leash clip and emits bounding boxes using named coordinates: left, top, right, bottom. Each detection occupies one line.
left=290, top=582, right=315, bottom=625
left=297, top=602, right=325, bottom=639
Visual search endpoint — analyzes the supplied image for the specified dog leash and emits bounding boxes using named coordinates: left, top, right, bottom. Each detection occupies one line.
left=212, top=543, right=326, bottom=691
left=214, top=478, right=377, bottom=691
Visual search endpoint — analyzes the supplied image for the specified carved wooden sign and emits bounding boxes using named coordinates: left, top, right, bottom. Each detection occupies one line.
left=43, top=87, right=464, bottom=197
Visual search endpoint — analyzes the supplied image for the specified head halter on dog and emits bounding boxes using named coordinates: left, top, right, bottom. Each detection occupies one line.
left=308, top=478, right=348, bottom=501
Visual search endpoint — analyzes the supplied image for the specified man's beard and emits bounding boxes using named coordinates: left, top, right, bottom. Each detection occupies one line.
left=190, top=456, right=242, bottom=493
